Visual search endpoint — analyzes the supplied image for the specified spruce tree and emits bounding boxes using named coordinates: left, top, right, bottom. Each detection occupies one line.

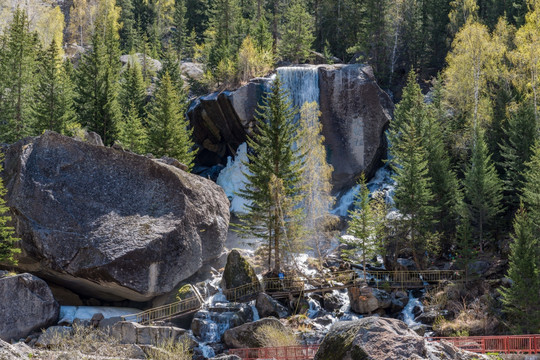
left=522, top=141, right=540, bottom=229
left=0, top=153, right=20, bottom=265
left=32, top=40, right=76, bottom=135
left=0, top=8, right=39, bottom=143
left=463, top=128, right=504, bottom=252
left=159, top=47, right=185, bottom=93
left=147, top=72, right=195, bottom=168
left=119, top=57, right=147, bottom=119
left=237, top=76, right=304, bottom=272
left=343, top=173, right=384, bottom=279
left=75, top=1, right=122, bottom=146
left=279, top=1, right=314, bottom=63
left=172, top=0, right=187, bottom=58
left=500, top=102, right=536, bottom=212
left=118, top=102, right=148, bottom=154
left=499, top=207, right=540, bottom=334
left=391, top=120, right=435, bottom=269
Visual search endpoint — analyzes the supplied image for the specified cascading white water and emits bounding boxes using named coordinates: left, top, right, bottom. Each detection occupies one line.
left=402, top=291, right=424, bottom=327
left=276, top=66, right=320, bottom=113
left=332, top=132, right=395, bottom=217
left=216, top=143, right=251, bottom=214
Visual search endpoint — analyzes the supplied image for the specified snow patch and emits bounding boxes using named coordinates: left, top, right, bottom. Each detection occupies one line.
left=216, top=143, right=252, bottom=214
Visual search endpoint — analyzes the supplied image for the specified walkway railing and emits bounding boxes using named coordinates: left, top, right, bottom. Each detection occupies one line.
left=428, top=335, right=540, bottom=354
left=121, top=295, right=202, bottom=324
left=228, top=335, right=540, bottom=359
left=121, top=269, right=464, bottom=323
left=228, top=345, right=319, bottom=360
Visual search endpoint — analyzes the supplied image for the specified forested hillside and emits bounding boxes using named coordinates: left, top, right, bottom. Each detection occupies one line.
left=0, top=0, right=539, bottom=353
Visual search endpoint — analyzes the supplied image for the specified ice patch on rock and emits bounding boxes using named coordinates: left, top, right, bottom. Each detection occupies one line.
left=59, top=306, right=141, bottom=325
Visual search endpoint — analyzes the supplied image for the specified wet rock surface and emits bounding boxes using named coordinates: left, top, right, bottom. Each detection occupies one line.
left=188, top=65, right=392, bottom=190
left=0, top=273, right=59, bottom=341
left=2, top=132, right=230, bottom=302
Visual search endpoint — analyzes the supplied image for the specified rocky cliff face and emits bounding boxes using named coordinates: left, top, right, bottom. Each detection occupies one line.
left=188, top=65, right=392, bottom=191
left=1, top=132, right=230, bottom=301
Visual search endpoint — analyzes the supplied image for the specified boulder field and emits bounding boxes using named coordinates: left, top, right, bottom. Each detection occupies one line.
left=188, top=64, right=393, bottom=191
left=1, top=132, right=230, bottom=302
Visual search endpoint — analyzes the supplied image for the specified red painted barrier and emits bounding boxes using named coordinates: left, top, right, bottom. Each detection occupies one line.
left=427, top=335, right=540, bottom=354
left=227, top=335, right=540, bottom=359
left=228, top=345, right=320, bottom=360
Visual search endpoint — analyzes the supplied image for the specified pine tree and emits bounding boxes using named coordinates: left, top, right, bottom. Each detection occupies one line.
left=118, top=102, right=148, bottom=154
left=500, top=102, right=536, bottom=212
left=119, top=57, right=147, bottom=119
left=0, top=8, right=39, bottom=143
left=463, top=128, right=504, bottom=252
left=237, top=76, right=304, bottom=272
left=118, top=0, right=137, bottom=51
left=32, top=40, right=76, bottom=135
left=0, top=152, right=20, bottom=265
left=159, top=46, right=185, bottom=93
left=391, top=120, right=435, bottom=269
left=297, top=102, right=334, bottom=265
left=499, top=207, right=540, bottom=334
left=343, top=173, right=384, bottom=279
left=455, top=201, right=476, bottom=283
left=172, top=0, right=187, bottom=58
left=522, top=141, right=540, bottom=229
left=75, top=0, right=122, bottom=145
left=148, top=72, right=195, bottom=168
left=279, top=1, right=314, bottom=63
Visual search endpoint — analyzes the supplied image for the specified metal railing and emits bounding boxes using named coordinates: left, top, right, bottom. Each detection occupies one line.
left=428, top=335, right=540, bottom=354
left=121, top=296, right=202, bottom=324
left=229, top=345, right=320, bottom=360
left=228, top=335, right=540, bottom=359
left=120, top=269, right=464, bottom=324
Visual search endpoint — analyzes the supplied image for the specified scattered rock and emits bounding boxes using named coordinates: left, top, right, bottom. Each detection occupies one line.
left=0, top=273, right=59, bottom=341
left=255, top=293, right=290, bottom=319
left=348, top=287, right=379, bottom=314
left=223, top=318, right=287, bottom=349
left=181, top=62, right=205, bottom=81
left=222, top=250, right=260, bottom=292
left=468, top=261, right=490, bottom=276
left=2, top=131, right=230, bottom=301
left=314, top=317, right=488, bottom=360
left=0, top=338, right=29, bottom=359
left=90, top=313, right=105, bottom=327
left=120, top=53, right=162, bottom=73
left=36, top=326, right=73, bottom=348
left=390, top=291, right=409, bottom=313
left=111, top=322, right=188, bottom=345
left=323, top=292, right=346, bottom=312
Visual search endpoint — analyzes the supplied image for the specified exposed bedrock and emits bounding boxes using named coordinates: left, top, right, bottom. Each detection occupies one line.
left=1, top=132, right=230, bottom=302
left=187, top=65, right=392, bottom=191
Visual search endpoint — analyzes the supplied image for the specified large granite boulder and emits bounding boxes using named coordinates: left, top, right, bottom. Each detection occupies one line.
left=0, top=273, right=59, bottom=341
left=1, top=132, right=230, bottom=301
left=221, top=250, right=260, bottom=293
left=188, top=65, right=392, bottom=190
left=255, top=292, right=290, bottom=319
left=314, top=317, right=488, bottom=360
left=223, top=317, right=286, bottom=349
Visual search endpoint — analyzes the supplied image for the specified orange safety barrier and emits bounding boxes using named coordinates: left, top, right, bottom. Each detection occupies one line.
left=428, top=335, right=540, bottom=354
left=228, top=345, right=320, bottom=360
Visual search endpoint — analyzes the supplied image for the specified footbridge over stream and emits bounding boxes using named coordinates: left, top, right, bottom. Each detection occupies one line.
left=121, top=269, right=464, bottom=325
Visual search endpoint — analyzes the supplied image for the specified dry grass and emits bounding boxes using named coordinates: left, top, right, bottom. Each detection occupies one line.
left=34, top=324, right=192, bottom=360
left=254, top=324, right=299, bottom=348
left=145, top=337, right=192, bottom=360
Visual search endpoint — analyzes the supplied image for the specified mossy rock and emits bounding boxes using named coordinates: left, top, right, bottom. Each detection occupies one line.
left=176, top=284, right=197, bottom=301
left=222, top=250, right=260, bottom=290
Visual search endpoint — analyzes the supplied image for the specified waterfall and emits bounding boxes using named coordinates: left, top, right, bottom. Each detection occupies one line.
left=276, top=66, right=320, bottom=113
left=216, top=143, right=251, bottom=214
